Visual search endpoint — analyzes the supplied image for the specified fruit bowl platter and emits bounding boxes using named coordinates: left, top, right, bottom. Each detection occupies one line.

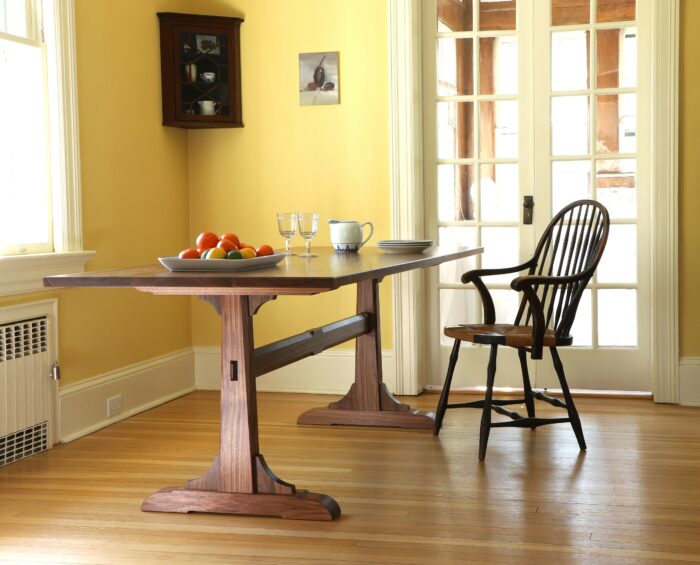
left=159, top=253, right=285, bottom=272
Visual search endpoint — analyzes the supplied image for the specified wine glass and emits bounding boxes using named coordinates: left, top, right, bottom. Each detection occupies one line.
left=297, top=213, right=319, bottom=257
left=277, top=213, right=297, bottom=255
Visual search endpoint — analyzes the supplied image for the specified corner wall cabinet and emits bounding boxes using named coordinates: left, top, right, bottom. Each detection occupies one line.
left=158, top=12, right=243, bottom=128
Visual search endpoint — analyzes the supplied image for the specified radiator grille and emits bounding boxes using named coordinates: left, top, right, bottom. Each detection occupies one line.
left=0, top=421, right=48, bottom=467
left=0, top=313, right=52, bottom=465
left=0, top=317, right=48, bottom=362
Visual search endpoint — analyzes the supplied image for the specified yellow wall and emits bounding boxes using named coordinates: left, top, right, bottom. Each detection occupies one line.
left=6, top=0, right=698, bottom=390
left=680, top=0, right=700, bottom=357
left=0, top=0, right=194, bottom=385
left=186, top=0, right=392, bottom=348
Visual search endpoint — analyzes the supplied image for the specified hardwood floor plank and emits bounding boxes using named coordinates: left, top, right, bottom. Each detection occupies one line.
left=1, top=391, right=700, bottom=563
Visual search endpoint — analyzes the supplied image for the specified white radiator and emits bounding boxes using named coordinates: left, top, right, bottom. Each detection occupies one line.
left=0, top=305, right=55, bottom=467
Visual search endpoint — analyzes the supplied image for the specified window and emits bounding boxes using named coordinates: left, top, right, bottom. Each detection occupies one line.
left=0, top=0, right=93, bottom=296
left=0, top=0, right=52, bottom=255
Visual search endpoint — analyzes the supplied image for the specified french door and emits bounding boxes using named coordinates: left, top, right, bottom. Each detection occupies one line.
left=423, top=0, right=651, bottom=391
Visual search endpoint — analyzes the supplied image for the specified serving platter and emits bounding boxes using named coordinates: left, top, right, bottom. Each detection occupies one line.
left=159, top=254, right=285, bottom=272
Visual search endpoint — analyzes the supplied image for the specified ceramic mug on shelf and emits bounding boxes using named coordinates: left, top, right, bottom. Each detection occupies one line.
left=200, top=72, right=216, bottom=83
left=328, top=219, right=374, bottom=253
left=198, top=100, right=221, bottom=115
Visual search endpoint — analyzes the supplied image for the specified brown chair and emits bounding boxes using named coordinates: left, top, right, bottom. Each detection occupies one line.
left=434, top=200, right=610, bottom=460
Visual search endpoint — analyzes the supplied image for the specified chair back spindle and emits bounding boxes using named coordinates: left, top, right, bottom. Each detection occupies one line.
left=514, top=200, right=609, bottom=339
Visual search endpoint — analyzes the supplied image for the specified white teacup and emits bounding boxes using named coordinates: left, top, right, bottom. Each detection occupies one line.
left=200, top=72, right=216, bottom=83
left=328, top=220, right=374, bottom=253
left=198, top=100, right=221, bottom=115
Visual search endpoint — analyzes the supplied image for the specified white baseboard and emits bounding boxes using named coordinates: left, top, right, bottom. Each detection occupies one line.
left=679, top=357, right=700, bottom=406
left=194, top=346, right=397, bottom=394
left=59, top=348, right=195, bottom=443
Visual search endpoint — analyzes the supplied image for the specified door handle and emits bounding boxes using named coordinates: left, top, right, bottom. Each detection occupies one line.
left=523, top=195, right=534, bottom=225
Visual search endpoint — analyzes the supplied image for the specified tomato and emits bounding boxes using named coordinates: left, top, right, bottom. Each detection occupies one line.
left=205, top=247, right=227, bottom=259
left=196, top=231, right=219, bottom=251
left=256, top=244, right=274, bottom=257
left=238, top=242, right=255, bottom=251
left=239, top=247, right=256, bottom=259
left=217, top=239, right=238, bottom=252
left=220, top=232, right=241, bottom=247
left=178, top=248, right=200, bottom=259
left=226, top=250, right=243, bottom=260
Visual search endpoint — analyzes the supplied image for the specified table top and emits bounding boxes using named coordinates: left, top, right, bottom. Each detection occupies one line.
left=43, top=246, right=482, bottom=295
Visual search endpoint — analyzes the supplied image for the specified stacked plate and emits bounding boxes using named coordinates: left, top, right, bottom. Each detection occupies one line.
left=377, top=239, right=434, bottom=254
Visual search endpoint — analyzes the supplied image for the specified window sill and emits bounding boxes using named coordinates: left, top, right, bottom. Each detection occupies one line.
left=0, top=251, right=96, bottom=297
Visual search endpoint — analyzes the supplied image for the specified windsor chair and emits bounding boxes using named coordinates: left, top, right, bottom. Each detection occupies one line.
left=433, top=200, right=610, bottom=460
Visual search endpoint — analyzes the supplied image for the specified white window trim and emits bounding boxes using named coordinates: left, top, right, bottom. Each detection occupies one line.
left=388, top=0, right=679, bottom=402
left=0, top=0, right=94, bottom=296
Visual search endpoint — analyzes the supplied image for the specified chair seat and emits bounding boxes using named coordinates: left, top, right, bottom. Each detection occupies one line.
left=444, top=324, right=568, bottom=348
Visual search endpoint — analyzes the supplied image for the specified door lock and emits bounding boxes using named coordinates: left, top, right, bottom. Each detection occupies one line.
left=523, top=195, right=534, bottom=225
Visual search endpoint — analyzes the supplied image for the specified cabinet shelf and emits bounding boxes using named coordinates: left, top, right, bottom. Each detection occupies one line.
left=158, top=12, right=243, bottom=129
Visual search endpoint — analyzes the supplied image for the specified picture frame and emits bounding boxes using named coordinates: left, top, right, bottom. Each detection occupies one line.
left=195, top=34, right=221, bottom=55
left=299, top=51, right=339, bottom=106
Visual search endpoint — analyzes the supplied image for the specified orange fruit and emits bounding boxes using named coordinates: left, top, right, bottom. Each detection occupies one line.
left=217, top=239, right=238, bottom=252
left=256, top=244, right=274, bottom=257
left=178, top=248, right=200, bottom=259
left=220, top=232, right=241, bottom=247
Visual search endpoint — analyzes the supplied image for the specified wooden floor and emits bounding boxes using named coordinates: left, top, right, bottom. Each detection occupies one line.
left=1, top=391, right=700, bottom=564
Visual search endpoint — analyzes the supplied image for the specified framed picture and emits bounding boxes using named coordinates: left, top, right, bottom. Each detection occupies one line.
left=196, top=34, right=221, bottom=55
left=299, top=51, right=339, bottom=106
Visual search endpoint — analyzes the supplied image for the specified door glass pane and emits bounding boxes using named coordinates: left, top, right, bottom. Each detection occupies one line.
left=480, top=164, right=518, bottom=221
left=596, top=28, right=637, bottom=89
left=437, top=38, right=473, bottom=96
left=552, top=160, right=591, bottom=214
left=551, top=31, right=589, bottom=91
left=552, top=0, right=590, bottom=26
left=440, top=288, right=480, bottom=346
left=596, top=159, right=636, bottom=219
left=596, top=94, right=636, bottom=154
left=597, top=224, right=636, bottom=283
left=479, top=37, right=517, bottom=95
left=481, top=227, right=519, bottom=283
left=439, top=227, right=478, bottom=283
left=598, top=290, right=637, bottom=346
left=479, top=0, right=516, bottom=31
left=569, top=289, right=592, bottom=346
left=438, top=164, right=476, bottom=222
left=438, top=0, right=473, bottom=32
left=480, top=101, right=518, bottom=158
left=552, top=96, right=590, bottom=156
left=491, top=289, right=520, bottom=324
left=597, top=0, right=635, bottom=24
left=438, top=102, right=475, bottom=159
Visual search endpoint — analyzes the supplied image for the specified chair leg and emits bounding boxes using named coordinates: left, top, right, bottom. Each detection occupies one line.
left=478, top=344, right=499, bottom=460
left=518, top=347, right=536, bottom=427
left=550, top=347, right=587, bottom=451
left=434, top=339, right=461, bottom=436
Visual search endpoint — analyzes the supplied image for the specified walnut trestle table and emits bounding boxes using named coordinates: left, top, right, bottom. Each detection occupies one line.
left=44, top=246, right=482, bottom=521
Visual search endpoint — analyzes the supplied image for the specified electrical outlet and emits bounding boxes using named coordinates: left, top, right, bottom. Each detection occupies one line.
left=107, top=394, right=122, bottom=418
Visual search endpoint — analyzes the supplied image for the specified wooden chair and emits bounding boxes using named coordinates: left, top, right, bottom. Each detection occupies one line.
left=434, top=200, right=610, bottom=460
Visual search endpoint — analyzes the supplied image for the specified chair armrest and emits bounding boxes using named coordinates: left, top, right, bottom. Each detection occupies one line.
left=460, top=260, right=534, bottom=324
left=510, top=272, right=588, bottom=291
left=461, top=260, right=535, bottom=284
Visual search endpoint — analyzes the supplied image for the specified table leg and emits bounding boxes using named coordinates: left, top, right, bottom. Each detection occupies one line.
left=297, top=279, right=435, bottom=429
left=141, top=295, right=340, bottom=521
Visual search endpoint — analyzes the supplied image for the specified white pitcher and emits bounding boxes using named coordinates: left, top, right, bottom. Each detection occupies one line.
left=328, top=219, right=374, bottom=253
